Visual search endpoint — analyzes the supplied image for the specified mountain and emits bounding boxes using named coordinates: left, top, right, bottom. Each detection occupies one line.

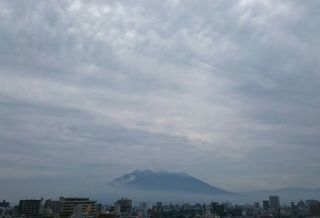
left=108, top=170, right=235, bottom=196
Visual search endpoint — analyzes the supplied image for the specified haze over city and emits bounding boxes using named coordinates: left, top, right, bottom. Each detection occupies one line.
left=0, top=0, right=320, bottom=202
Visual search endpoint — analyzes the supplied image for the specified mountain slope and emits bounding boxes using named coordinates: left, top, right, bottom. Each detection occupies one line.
left=108, top=170, right=235, bottom=196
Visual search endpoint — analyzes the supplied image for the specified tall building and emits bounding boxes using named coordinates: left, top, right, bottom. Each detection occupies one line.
left=19, top=199, right=41, bottom=218
left=59, top=197, right=96, bottom=218
left=269, top=196, right=280, bottom=211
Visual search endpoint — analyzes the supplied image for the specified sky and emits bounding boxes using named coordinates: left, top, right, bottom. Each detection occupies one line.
left=0, top=0, right=320, bottom=201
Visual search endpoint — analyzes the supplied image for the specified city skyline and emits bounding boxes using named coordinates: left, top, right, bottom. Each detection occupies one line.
left=3, top=195, right=320, bottom=218
left=1, top=0, right=320, bottom=201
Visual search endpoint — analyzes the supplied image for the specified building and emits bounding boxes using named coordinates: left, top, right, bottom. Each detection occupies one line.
left=59, top=197, right=96, bottom=218
left=98, top=214, right=115, bottom=218
left=254, top=202, right=259, bottom=209
left=0, top=201, right=12, bottom=218
left=114, top=203, right=121, bottom=217
left=210, top=202, right=224, bottom=217
left=44, top=199, right=61, bottom=214
left=151, top=202, right=163, bottom=218
left=306, top=199, right=320, bottom=207
left=230, top=208, right=242, bottom=217
left=297, top=200, right=306, bottom=208
left=96, top=203, right=104, bottom=215
left=0, top=200, right=9, bottom=208
left=19, top=199, right=41, bottom=218
left=263, top=200, right=270, bottom=211
left=116, top=198, right=132, bottom=215
left=136, top=202, right=148, bottom=218
left=310, top=203, right=320, bottom=217
left=269, top=196, right=280, bottom=211
left=70, top=204, right=86, bottom=218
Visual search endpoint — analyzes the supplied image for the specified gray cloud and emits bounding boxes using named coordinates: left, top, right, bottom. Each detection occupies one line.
left=0, top=0, right=320, bottom=201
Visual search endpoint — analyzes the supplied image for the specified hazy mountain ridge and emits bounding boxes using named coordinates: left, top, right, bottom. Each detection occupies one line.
left=240, top=187, right=320, bottom=203
left=105, top=170, right=320, bottom=203
left=243, top=187, right=320, bottom=194
left=108, top=170, right=235, bottom=196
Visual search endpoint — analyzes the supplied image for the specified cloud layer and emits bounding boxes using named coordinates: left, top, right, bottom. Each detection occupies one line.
left=0, top=0, right=320, bottom=201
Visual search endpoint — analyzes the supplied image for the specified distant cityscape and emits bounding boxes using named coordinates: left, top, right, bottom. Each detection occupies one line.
left=1, top=195, right=320, bottom=218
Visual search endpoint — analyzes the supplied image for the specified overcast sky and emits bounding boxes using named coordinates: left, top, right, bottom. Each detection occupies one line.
left=1, top=0, right=320, bottom=201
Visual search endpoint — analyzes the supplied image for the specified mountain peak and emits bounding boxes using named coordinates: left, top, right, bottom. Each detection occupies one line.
left=108, top=169, right=235, bottom=196
left=131, top=169, right=154, bottom=174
